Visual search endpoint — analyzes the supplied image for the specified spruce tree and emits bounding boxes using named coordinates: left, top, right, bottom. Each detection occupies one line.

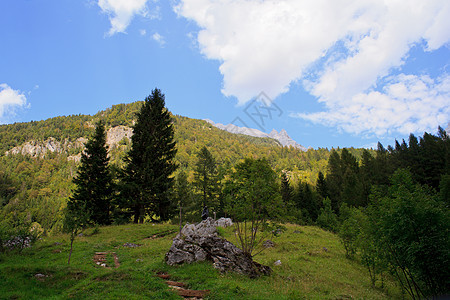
left=280, top=171, right=293, bottom=205
left=68, top=120, right=113, bottom=225
left=122, top=88, right=178, bottom=223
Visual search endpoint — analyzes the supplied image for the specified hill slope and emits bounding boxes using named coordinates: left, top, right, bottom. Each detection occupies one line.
left=0, top=101, right=369, bottom=234
left=0, top=223, right=401, bottom=299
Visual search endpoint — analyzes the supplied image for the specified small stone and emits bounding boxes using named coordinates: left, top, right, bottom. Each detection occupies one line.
left=263, top=240, right=275, bottom=248
left=136, top=259, right=143, bottom=262
left=123, top=242, right=141, bottom=248
left=100, top=263, right=107, bottom=267
left=77, top=233, right=83, bottom=237
left=274, top=260, right=282, bottom=266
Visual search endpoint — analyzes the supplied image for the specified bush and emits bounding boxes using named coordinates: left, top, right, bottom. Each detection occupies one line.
left=369, top=169, right=450, bottom=298
left=316, top=197, right=338, bottom=232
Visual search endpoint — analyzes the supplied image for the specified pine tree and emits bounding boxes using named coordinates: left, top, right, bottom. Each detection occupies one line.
left=193, top=146, right=219, bottom=208
left=280, top=171, right=293, bottom=205
left=121, top=88, right=178, bottom=223
left=68, top=120, right=113, bottom=225
left=325, top=150, right=343, bottom=213
left=316, top=171, right=328, bottom=200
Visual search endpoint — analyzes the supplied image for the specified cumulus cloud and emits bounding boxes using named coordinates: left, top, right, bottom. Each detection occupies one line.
left=294, top=74, right=450, bottom=136
left=98, top=0, right=154, bottom=36
left=152, top=32, right=165, bottom=46
left=0, top=84, right=28, bottom=122
left=175, top=0, right=450, bottom=136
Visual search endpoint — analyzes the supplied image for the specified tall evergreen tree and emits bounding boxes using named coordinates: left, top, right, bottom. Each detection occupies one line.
left=193, top=146, right=219, bottom=208
left=316, top=171, right=328, bottom=200
left=280, top=171, right=293, bottom=205
left=68, top=120, right=113, bottom=225
left=326, top=150, right=343, bottom=213
left=121, top=88, right=178, bottom=223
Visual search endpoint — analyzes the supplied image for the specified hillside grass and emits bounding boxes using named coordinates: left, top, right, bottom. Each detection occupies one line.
left=0, top=223, right=402, bottom=299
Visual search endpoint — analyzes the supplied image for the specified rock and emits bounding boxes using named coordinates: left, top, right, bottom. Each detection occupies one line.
left=123, top=242, right=141, bottom=248
left=106, top=126, right=133, bottom=148
left=166, top=218, right=271, bottom=278
left=215, top=217, right=233, bottom=228
left=274, top=260, right=282, bottom=266
left=263, top=240, right=275, bottom=248
left=179, top=217, right=217, bottom=237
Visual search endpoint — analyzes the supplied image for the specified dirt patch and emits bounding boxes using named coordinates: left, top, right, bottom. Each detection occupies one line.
left=156, top=272, right=210, bottom=299
left=93, top=252, right=120, bottom=268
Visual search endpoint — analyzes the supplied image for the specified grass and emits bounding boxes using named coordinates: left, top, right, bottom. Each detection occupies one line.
left=0, top=223, right=402, bottom=299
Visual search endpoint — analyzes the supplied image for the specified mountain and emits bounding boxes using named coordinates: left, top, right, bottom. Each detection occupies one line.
left=204, top=120, right=308, bottom=151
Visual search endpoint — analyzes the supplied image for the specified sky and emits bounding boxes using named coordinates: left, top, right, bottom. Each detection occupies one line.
left=0, top=0, right=449, bottom=149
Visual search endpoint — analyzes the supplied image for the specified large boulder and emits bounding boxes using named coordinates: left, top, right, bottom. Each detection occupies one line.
left=165, top=218, right=271, bottom=278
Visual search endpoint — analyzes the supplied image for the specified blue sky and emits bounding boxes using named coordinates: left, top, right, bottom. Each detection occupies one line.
left=0, top=0, right=449, bottom=149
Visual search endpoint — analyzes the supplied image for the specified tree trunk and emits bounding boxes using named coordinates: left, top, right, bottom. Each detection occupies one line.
left=68, top=232, right=75, bottom=265
left=179, top=205, right=182, bottom=235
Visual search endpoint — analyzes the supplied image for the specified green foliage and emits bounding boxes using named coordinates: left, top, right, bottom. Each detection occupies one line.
left=0, top=114, right=93, bottom=156
left=316, top=197, right=338, bottom=232
left=121, top=89, right=178, bottom=223
left=173, top=170, right=198, bottom=224
left=338, top=204, right=365, bottom=258
left=368, top=169, right=450, bottom=298
left=193, top=146, right=219, bottom=208
left=280, top=171, right=293, bottom=205
left=224, top=158, right=284, bottom=256
left=69, top=120, right=113, bottom=226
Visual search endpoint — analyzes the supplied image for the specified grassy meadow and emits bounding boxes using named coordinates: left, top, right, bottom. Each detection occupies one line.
left=0, top=223, right=403, bottom=299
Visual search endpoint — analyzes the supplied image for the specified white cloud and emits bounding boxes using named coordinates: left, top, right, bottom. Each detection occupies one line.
left=98, top=0, right=151, bottom=36
left=152, top=32, right=165, bottom=46
left=175, top=0, right=450, bottom=136
left=294, top=74, right=450, bottom=136
left=0, top=84, right=28, bottom=122
left=140, top=29, right=147, bottom=36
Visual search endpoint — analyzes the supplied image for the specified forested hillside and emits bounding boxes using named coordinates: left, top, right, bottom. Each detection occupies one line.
left=0, top=101, right=346, bottom=233
left=1, top=98, right=449, bottom=298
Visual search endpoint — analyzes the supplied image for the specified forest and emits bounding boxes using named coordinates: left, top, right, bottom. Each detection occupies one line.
left=0, top=92, right=448, bottom=299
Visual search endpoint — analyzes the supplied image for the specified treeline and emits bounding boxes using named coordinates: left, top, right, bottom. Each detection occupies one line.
left=311, top=129, right=449, bottom=299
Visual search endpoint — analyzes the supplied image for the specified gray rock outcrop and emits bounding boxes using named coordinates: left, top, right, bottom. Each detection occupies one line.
left=4, top=125, right=132, bottom=158
left=205, top=119, right=308, bottom=151
left=165, top=218, right=271, bottom=278
left=215, top=217, right=233, bottom=228
left=106, top=125, right=132, bottom=148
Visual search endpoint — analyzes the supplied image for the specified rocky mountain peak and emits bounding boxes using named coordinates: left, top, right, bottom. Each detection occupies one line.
left=205, top=120, right=308, bottom=151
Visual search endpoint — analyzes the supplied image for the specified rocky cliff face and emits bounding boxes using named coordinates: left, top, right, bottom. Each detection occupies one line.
left=106, top=125, right=133, bottom=148
left=5, top=126, right=133, bottom=159
left=205, top=120, right=308, bottom=151
left=5, top=137, right=87, bottom=158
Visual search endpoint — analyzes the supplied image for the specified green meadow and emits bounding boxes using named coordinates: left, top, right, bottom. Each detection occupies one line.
left=0, top=223, right=402, bottom=299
